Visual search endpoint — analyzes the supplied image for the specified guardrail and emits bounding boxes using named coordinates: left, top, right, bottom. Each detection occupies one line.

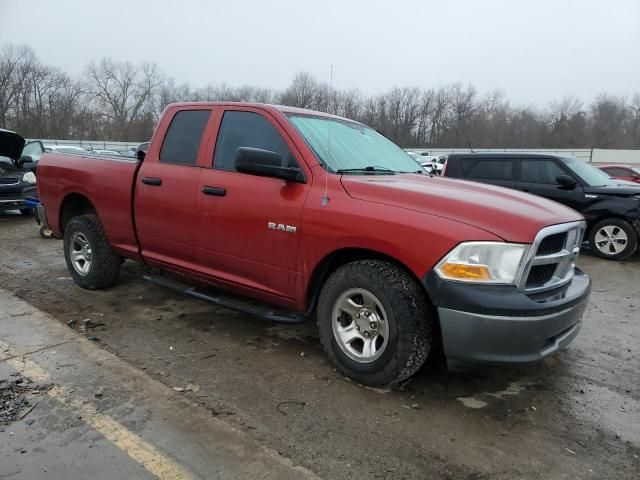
left=34, top=139, right=143, bottom=151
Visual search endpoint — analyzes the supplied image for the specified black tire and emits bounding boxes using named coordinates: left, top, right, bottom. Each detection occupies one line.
left=63, top=214, right=120, bottom=289
left=588, top=218, right=638, bottom=260
left=317, top=260, right=432, bottom=386
left=20, top=208, right=33, bottom=216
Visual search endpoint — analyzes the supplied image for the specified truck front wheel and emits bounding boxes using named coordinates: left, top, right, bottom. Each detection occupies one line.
left=63, top=214, right=120, bottom=289
left=317, top=260, right=432, bottom=386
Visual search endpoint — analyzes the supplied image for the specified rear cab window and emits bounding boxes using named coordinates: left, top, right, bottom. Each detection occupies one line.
left=160, top=110, right=211, bottom=166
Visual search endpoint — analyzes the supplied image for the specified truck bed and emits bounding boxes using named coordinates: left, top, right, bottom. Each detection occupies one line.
left=37, top=152, right=142, bottom=258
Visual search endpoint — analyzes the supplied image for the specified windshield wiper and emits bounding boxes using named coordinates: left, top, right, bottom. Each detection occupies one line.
left=336, top=166, right=396, bottom=175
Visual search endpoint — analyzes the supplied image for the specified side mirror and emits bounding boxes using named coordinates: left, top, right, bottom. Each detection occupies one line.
left=17, top=155, right=33, bottom=168
left=235, top=147, right=304, bottom=183
left=136, top=150, right=146, bottom=162
left=556, top=174, right=577, bottom=188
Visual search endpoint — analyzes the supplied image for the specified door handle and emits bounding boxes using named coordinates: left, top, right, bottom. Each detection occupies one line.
left=142, top=177, right=162, bottom=186
left=202, top=186, right=226, bottom=197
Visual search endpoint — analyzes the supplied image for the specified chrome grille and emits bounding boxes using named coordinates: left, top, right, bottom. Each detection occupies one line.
left=518, top=221, right=585, bottom=292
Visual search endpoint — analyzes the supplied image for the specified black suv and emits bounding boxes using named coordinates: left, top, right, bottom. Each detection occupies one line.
left=0, top=129, right=44, bottom=215
left=443, top=153, right=640, bottom=260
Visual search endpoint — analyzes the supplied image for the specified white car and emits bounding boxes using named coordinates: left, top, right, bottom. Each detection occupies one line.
left=45, top=145, right=88, bottom=154
left=91, top=149, right=121, bottom=156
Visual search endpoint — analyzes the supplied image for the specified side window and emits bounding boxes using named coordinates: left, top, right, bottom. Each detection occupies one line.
left=22, top=141, right=45, bottom=161
left=213, top=111, right=294, bottom=172
left=159, top=110, right=211, bottom=165
left=462, top=159, right=514, bottom=181
left=520, top=160, right=566, bottom=184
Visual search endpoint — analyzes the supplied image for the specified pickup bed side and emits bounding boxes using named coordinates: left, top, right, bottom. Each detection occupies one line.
left=37, top=154, right=142, bottom=259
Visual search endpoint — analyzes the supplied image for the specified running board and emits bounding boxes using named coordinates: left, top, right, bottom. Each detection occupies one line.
left=143, top=274, right=308, bottom=324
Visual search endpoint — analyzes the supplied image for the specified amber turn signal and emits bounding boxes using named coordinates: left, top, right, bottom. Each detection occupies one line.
left=438, top=262, right=491, bottom=281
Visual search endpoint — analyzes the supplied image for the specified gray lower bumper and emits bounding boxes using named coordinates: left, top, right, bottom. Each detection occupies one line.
left=438, top=299, right=587, bottom=364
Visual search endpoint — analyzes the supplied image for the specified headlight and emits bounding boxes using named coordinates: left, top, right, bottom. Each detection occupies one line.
left=436, top=242, right=529, bottom=284
left=23, top=172, right=36, bottom=184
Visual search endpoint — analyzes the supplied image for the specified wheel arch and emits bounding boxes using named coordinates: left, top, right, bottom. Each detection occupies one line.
left=59, top=192, right=98, bottom=233
left=305, top=247, right=434, bottom=315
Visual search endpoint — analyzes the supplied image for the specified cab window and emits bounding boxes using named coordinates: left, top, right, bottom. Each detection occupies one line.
left=213, top=111, right=294, bottom=171
left=159, top=110, right=211, bottom=165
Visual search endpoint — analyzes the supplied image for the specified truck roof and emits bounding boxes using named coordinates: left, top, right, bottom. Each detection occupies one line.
left=164, top=102, right=355, bottom=122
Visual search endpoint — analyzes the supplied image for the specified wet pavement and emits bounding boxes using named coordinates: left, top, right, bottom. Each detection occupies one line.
left=0, top=289, right=318, bottom=479
left=1, top=212, right=639, bottom=479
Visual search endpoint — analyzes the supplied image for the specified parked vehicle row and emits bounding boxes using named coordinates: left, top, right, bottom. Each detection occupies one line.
left=442, top=153, right=640, bottom=260
left=35, top=102, right=591, bottom=386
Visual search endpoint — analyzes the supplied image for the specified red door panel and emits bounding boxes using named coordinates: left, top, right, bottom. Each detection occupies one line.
left=194, top=170, right=308, bottom=299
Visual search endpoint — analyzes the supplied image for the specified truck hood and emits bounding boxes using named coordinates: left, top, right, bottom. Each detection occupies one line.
left=340, top=174, right=584, bottom=243
left=0, top=129, right=26, bottom=161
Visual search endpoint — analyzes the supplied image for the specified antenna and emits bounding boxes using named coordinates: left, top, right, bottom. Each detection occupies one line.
left=468, top=142, right=475, bottom=153
left=321, top=64, right=333, bottom=207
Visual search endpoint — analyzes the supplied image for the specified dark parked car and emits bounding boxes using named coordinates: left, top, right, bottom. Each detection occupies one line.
left=443, top=153, right=640, bottom=260
left=0, top=129, right=44, bottom=214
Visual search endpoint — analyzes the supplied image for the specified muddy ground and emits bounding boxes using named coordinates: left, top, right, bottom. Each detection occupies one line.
left=1, top=212, right=639, bottom=479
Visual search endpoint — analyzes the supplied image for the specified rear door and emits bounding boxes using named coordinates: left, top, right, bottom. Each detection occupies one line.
left=193, top=107, right=311, bottom=302
left=134, top=107, right=213, bottom=270
left=460, top=157, right=516, bottom=189
left=516, top=158, right=585, bottom=210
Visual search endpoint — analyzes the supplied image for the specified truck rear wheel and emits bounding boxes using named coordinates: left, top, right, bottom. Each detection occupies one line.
left=317, top=260, right=432, bottom=386
left=589, top=218, right=638, bottom=260
left=63, top=214, right=120, bottom=289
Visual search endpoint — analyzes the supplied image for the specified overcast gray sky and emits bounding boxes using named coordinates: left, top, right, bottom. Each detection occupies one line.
left=2, top=0, right=639, bottom=105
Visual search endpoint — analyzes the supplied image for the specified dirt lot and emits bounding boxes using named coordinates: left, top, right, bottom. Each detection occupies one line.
left=1, top=212, right=639, bottom=479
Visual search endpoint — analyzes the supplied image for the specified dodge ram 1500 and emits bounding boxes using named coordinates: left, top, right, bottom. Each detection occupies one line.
left=36, top=102, right=591, bottom=386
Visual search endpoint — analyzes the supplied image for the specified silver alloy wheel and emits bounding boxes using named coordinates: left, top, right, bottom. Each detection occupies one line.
left=69, top=231, right=92, bottom=276
left=331, top=288, right=389, bottom=363
left=594, top=225, right=628, bottom=255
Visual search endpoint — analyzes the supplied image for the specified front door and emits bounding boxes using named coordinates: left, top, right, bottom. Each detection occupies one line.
left=194, top=108, right=311, bottom=301
left=516, top=158, right=585, bottom=211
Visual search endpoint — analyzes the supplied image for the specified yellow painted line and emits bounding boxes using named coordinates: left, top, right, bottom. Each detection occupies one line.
left=2, top=348, right=194, bottom=480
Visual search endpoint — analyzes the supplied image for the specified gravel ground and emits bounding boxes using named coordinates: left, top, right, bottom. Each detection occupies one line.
left=1, top=211, right=639, bottom=479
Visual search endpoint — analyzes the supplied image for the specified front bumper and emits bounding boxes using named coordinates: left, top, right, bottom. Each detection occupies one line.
left=424, top=269, right=591, bottom=364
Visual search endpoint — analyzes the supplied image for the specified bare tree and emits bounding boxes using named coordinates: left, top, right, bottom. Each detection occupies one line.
left=85, top=58, right=162, bottom=140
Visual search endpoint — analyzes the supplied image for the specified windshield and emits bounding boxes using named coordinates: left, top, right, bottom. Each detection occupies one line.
left=563, top=157, right=616, bottom=187
left=287, top=114, right=421, bottom=174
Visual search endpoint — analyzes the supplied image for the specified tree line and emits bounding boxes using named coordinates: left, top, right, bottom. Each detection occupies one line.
left=2, top=43, right=640, bottom=149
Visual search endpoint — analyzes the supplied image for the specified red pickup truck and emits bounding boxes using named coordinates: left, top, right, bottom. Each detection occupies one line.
left=36, top=102, right=591, bottom=386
